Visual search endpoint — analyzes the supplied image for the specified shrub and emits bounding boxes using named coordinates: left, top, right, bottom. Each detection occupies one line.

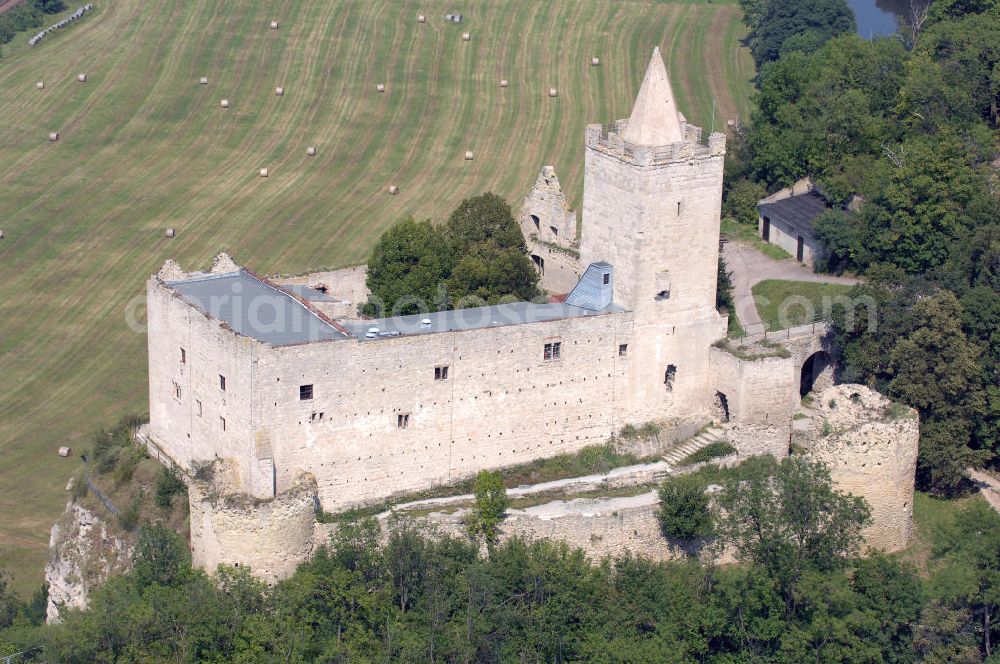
left=656, top=474, right=714, bottom=542
left=155, top=468, right=186, bottom=509
left=678, top=441, right=737, bottom=467
left=466, top=470, right=508, bottom=544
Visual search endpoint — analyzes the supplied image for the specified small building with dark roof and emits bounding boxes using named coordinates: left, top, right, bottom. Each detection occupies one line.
left=756, top=178, right=831, bottom=266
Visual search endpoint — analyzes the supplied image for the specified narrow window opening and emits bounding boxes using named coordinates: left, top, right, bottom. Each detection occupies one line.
left=434, top=366, right=449, bottom=380
left=530, top=214, right=540, bottom=230
left=665, top=365, right=677, bottom=391
left=300, top=384, right=314, bottom=400
left=397, top=413, right=410, bottom=429
left=619, top=343, right=628, bottom=357
left=196, top=399, right=202, bottom=417
left=220, top=416, right=226, bottom=431
left=677, top=201, right=682, bottom=216
left=656, top=290, right=670, bottom=300
left=549, top=225, right=559, bottom=237
left=603, top=273, right=610, bottom=285
left=180, top=348, right=186, bottom=364
left=219, top=375, right=226, bottom=391
left=173, top=382, right=182, bottom=400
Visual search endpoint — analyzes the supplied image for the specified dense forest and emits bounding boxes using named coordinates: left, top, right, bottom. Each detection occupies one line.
left=725, top=0, right=1000, bottom=496
left=1, top=456, right=999, bottom=662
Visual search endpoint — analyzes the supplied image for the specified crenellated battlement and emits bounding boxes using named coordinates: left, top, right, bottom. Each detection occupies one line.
left=585, top=121, right=725, bottom=166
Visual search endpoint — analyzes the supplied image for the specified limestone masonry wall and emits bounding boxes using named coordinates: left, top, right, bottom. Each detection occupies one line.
left=709, top=345, right=798, bottom=425
left=792, top=385, right=919, bottom=553
left=257, top=310, right=634, bottom=509
left=188, top=472, right=318, bottom=582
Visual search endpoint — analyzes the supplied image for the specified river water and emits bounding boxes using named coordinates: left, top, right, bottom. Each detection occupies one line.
left=845, top=0, right=919, bottom=38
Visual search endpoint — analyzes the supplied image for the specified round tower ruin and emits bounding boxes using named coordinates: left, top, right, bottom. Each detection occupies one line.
left=793, top=384, right=919, bottom=553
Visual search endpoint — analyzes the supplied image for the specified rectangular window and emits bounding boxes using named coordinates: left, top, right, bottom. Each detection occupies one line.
left=180, top=347, right=186, bottom=364
left=543, top=341, right=562, bottom=361
left=300, top=384, right=313, bottom=400
left=603, top=273, right=610, bottom=285
left=196, top=399, right=202, bottom=417
left=220, top=416, right=226, bottom=431
left=219, top=374, right=226, bottom=391
left=397, top=413, right=410, bottom=429
left=434, top=366, right=449, bottom=380
left=173, top=382, right=182, bottom=400
left=619, top=343, right=628, bottom=357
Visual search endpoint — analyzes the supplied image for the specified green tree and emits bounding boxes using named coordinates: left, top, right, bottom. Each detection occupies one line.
left=887, top=291, right=987, bottom=494
left=714, top=456, right=871, bottom=608
left=656, top=474, right=713, bottom=542
left=445, top=192, right=527, bottom=254
left=132, top=523, right=190, bottom=588
left=448, top=242, right=540, bottom=307
left=362, top=217, right=453, bottom=316
left=466, top=470, right=508, bottom=545
left=723, top=179, right=766, bottom=225
left=933, top=500, right=1000, bottom=658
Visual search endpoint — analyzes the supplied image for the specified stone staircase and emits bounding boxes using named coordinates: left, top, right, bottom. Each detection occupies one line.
left=662, top=426, right=727, bottom=471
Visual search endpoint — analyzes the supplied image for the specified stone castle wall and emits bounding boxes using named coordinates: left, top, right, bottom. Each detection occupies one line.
left=792, top=385, right=919, bottom=553
left=147, top=273, right=260, bottom=489
left=188, top=473, right=318, bottom=583
left=520, top=165, right=582, bottom=294
left=256, top=309, right=636, bottom=510
left=709, top=344, right=798, bottom=425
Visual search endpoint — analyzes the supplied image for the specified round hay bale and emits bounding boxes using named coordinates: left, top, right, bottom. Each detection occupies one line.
left=306, top=146, right=317, bottom=156
left=726, top=118, right=737, bottom=128
left=48, top=131, right=59, bottom=141
left=220, top=99, right=230, bottom=108
left=417, top=14, right=426, bottom=22
left=464, top=150, right=474, bottom=161
left=500, top=79, right=509, bottom=88
left=548, top=87, right=558, bottom=98
left=36, top=80, right=44, bottom=89
left=462, top=32, right=470, bottom=41
left=57, top=446, right=72, bottom=457
left=0, top=229, right=5, bottom=239
left=259, top=168, right=269, bottom=178
left=199, top=76, right=209, bottom=85
left=77, top=73, right=87, bottom=83
left=590, top=57, right=600, bottom=66
left=388, top=184, right=399, bottom=195
left=270, top=20, right=279, bottom=29
left=165, top=227, right=176, bottom=239
left=275, top=86, right=284, bottom=96
left=376, top=83, right=385, bottom=93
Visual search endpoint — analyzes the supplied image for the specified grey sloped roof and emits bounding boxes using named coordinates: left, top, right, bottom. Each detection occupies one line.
left=758, top=192, right=829, bottom=235
left=346, top=299, right=623, bottom=341
left=166, top=271, right=346, bottom=346
left=565, top=262, right=613, bottom=311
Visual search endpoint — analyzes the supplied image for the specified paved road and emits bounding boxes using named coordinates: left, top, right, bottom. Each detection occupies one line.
left=970, top=469, right=1000, bottom=513
left=722, top=240, right=859, bottom=329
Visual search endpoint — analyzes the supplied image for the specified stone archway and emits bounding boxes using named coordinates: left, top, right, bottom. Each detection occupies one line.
left=800, top=350, right=833, bottom=397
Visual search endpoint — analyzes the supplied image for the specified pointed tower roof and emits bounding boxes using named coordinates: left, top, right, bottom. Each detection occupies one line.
left=621, top=47, right=685, bottom=146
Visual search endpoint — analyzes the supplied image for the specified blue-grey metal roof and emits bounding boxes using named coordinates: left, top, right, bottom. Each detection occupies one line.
left=280, top=283, right=339, bottom=302
left=565, top=262, right=613, bottom=311
left=345, top=300, right=623, bottom=341
left=758, top=192, right=828, bottom=236
left=166, top=271, right=346, bottom=346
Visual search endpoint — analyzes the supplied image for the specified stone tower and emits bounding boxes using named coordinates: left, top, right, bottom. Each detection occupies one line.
left=792, top=385, right=919, bottom=553
left=579, top=47, right=728, bottom=422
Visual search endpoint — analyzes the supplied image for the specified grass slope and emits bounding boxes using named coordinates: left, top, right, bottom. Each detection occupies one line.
left=0, top=0, right=754, bottom=593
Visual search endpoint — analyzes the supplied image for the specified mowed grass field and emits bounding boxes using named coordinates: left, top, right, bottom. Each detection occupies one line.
left=0, top=0, right=754, bottom=593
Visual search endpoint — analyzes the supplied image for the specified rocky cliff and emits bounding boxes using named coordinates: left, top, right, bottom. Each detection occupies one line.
left=44, top=500, right=133, bottom=622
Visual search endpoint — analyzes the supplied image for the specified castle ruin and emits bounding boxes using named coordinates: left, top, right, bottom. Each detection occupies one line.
left=143, top=49, right=916, bottom=578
